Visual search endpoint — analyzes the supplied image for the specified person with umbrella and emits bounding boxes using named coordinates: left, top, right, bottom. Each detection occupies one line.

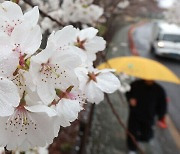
left=98, top=56, right=180, bottom=153
left=125, top=79, right=167, bottom=154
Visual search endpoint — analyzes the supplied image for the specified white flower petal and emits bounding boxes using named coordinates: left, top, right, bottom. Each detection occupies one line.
left=24, top=6, right=39, bottom=26
left=11, top=24, right=42, bottom=55
left=0, top=50, right=19, bottom=78
left=86, top=51, right=97, bottom=62
left=28, top=60, right=42, bottom=86
left=0, top=1, right=23, bottom=20
left=56, top=98, right=82, bottom=127
left=0, top=117, right=11, bottom=147
left=32, top=42, right=55, bottom=63
left=57, top=114, right=71, bottom=127
left=85, top=36, right=106, bottom=52
left=25, top=105, right=57, bottom=117
left=85, top=80, right=104, bottom=104
left=0, top=106, right=59, bottom=151
left=96, top=72, right=120, bottom=93
left=75, top=67, right=89, bottom=90
left=72, top=47, right=87, bottom=64
left=24, top=72, right=36, bottom=92
left=0, top=77, right=20, bottom=116
left=53, top=50, right=82, bottom=69
left=0, top=34, right=11, bottom=47
left=54, top=69, right=79, bottom=90
left=37, top=81, right=56, bottom=105
left=78, top=27, right=98, bottom=40
left=52, top=25, right=78, bottom=45
left=25, top=92, right=41, bottom=106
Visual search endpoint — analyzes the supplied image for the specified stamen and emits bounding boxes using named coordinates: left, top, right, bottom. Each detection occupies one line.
left=5, top=106, right=38, bottom=137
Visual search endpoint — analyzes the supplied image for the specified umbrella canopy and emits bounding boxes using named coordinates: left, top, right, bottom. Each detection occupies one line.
left=98, top=56, right=180, bottom=84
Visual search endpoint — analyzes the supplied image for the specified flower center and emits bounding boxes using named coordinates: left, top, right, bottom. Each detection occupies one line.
left=1, top=19, right=22, bottom=36
left=5, top=105, right=37, bottom=136
left=88, top=72, right=98, bottom=82
left=12, top=70, right=26, bottom=94
left=6, top=25, right=14, bottom=36
left=75, top=37, right=86, bottom=50
left=12, top=44, right=28, bottom=68
left=40, top=62, right=61, bottom=83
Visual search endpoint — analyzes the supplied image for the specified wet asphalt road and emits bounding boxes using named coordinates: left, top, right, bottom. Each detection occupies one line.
left=133, top=22, right=180, bottom=133
left=86, top=24, right=180, bottom=154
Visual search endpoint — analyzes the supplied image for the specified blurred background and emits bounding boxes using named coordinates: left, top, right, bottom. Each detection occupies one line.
left=2, top=0, right=180, bottom=154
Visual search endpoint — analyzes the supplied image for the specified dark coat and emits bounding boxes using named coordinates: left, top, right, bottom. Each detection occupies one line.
left=126, top=79, right=167, bottom=125
left=126, top=80, right=167, bottom=150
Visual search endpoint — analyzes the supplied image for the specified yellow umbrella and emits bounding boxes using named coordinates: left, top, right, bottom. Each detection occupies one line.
left=98, top=56, right=180, bottom=84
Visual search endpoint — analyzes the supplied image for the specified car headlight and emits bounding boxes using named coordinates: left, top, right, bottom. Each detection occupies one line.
left=157, top=42, right=164, bottom=48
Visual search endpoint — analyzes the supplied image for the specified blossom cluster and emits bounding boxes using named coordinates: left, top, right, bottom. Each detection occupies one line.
left=164, top=0, right=180, bottom=25
left=29, top=0, right=104, bottom=31
left=117, top=0, right=130, bottom=9
left=60, top=0, right=103, bottom=24
left=0, top=1, right=120, bottom=151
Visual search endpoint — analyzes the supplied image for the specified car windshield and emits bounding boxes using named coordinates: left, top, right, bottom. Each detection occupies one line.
left=162, top=34, right=180, bottom=42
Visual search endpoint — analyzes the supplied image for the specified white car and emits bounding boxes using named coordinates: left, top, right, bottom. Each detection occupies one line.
left=151, top=22, right=180, bottom=60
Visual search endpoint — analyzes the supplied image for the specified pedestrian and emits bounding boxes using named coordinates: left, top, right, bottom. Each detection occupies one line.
left=125, top=79, right=167, bottom=154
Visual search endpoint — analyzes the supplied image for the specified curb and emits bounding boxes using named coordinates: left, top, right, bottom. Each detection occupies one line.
left=128, top=21, right=148, bottom=56
left=166, top=115, right=180, bottom=150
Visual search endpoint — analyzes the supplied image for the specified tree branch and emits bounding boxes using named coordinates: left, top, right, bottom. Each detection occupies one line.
left=105, top=94, right=145, bottom=154
left=22, top=0, right=64, bottom=26
left=4, top=147, right=12, bottom=154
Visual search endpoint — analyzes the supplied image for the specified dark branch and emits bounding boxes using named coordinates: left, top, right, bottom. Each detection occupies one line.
left=4, top=147, right=12, bottom=154
left=22, top=0, right=64, bottom=26
left=105, top=94, right=145, bottom=154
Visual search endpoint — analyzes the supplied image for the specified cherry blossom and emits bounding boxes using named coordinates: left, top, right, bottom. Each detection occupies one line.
left=0, top=23, right=42, bottom=60
left=52, top=86, right=85, bottom=127
left=46, top=26, right=86, bottom=64
left=74, top=27, right=106, bottom=62
left=20, top=0, right=104, bottom=32
left=78, top=4, right=104, bottom=24
left=164, top=1, right=180, bottom=25
left=61, top=0, right=103, bottom=24
left=30, top=41, right=82, bottom=105
left=31, top=0, right=60, bottom=12
left=49, top=26, right=106, bottom=65
left=0, top=23, right=42, bottom=96
left=48, top=25, right=78, bottom=50
left=0, top=1, right=39, bottom=36
left=0, top=1, right=121, bottom=151
left=76, top=67, right=121, bottom=104
left=117, top=0, right=130, bottom=9
left=0, top=21, right=42, bottom=99
left=30, top=0, right=63, bottom=32
left=0, top=77, right=59, bottom=151
left=0, top=104, right=59, bottom=151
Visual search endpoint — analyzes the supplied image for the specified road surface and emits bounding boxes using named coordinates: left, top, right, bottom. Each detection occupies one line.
left=86, top=24, right=180, bottom=154
left=133, top=22, right=180, bottom=153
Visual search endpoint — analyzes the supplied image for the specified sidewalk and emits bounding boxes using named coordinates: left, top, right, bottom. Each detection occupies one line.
left=85, top=26, right=132, bottom=154
left=85, top=24, right=179, bottom=154
left=86, top=91, right=128, bottom=154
